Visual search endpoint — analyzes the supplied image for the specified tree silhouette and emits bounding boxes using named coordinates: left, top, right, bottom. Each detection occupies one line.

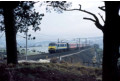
left=0, top=1, right=19, bottom=64
left=15, top=2, right=44, bottom=33
left=46, top=1, right=120, bottom=81
left=0, top=1, right=44, bottom=64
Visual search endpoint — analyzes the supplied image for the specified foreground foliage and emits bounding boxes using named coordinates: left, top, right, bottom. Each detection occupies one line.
left=0, top=62, right=102, bottom=81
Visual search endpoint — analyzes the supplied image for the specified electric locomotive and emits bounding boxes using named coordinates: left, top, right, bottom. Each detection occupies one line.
left=48, top=42, right=68, bottom=53
left=48, top=42, right=89, bottom=53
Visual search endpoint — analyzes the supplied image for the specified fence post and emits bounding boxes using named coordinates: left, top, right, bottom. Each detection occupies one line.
left=71, top=57, right=73, bottom=63
left=46, top=56, right=48, bottom=59
left=87, top=62, right=89, bottom=66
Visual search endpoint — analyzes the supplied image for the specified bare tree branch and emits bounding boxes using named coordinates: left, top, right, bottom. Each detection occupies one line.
left=58, top=4, right=104, bottom=31
left=59, top=4, right=99, bottom=22
left=95, top=22, right=104, bottom=32
left=98, top=6, right=105, bottom=11
left=83, top=17, right=96, bottom=22
left=98, top=13, right=105, bottom=23
left=84, top=17, right=104, bottom=32
left=47, top=3, right=104, bottom=32
left=79, top=4, right=81, bottom=10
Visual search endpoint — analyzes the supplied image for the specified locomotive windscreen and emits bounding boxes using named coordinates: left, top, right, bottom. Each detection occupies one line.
left=49, top=43, right=56, bottom=46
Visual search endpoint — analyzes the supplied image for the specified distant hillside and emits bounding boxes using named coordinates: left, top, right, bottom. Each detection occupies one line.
left=17, top=41, right=53, bottom=48
left=30, top=41, right=52, bottom=47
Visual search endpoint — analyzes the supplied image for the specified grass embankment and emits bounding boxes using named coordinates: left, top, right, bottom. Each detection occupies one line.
left=0, top=62, right=102, bottom=81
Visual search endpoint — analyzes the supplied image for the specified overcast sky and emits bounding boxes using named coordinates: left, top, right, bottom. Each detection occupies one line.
left=26, top=1, right=105, bottom=42
left=0, top=1, right=105, bottom=46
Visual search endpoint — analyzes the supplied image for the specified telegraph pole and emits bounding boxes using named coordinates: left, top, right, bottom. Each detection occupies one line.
left=26, top=32, right=28, bottom=60
left=89, top=40, right=90, bottom=45
left=76, top=38, right=80, bottom=50
left=78, top=38, right=80, bottom=50
left=85, top=38, right=87, bottom=46
left=58, top=38, right=59, bottom=43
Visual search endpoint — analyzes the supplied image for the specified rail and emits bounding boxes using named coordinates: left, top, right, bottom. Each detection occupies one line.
left=59, top=48, right=92, bottom=58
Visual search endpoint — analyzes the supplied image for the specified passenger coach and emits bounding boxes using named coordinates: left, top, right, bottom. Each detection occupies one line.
left=48, top=42, right=89, bottom=54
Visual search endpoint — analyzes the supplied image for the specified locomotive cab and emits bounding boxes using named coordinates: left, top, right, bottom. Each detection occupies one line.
left=48, top=42, right=57, bottom=53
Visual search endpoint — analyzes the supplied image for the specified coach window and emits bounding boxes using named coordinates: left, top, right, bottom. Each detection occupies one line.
left=60, top=44, right=62, bottom=47
left=65, top=44, right=66, bottom=46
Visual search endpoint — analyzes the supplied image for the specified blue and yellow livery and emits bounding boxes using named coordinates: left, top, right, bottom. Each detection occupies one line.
left=48, top=42, right=90, bottom=54
left=48, top=42, right=68, bottom=53
left=48, top=43, right=57, bottom=53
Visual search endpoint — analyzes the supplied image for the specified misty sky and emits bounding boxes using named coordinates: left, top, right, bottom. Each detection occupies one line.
left=27, top=1, right=104, bottom=42
left=0, top=1, right=105, bottom=47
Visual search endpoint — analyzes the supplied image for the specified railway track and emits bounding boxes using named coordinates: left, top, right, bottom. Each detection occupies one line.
left=18, top=47, right=92, bottom=61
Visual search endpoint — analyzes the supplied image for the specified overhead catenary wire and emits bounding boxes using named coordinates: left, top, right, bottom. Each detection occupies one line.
left=17, top=34, right=103, bottom=43
left=17, top=33, right=103, bottom=46
left=17, top=34, right=26, bottom=38
left=0, top=32, right=4, bottom=39
left=17, top=32, right=103, bottom=40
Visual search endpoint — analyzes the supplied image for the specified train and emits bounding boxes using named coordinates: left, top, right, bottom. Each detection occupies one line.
left=48, top=42, right=90, bottom=53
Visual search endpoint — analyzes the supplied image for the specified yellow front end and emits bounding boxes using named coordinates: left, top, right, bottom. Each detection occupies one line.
left=48, top=46, right=56, bottom=53
left=48, top=46, right=56, bottom=49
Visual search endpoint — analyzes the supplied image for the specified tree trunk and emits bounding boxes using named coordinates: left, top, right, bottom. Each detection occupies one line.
left=3, top=8, right=18, bottom=64
left=103, top=34, right=120, bottom=81
left=102, top=2, right=120, bottom=81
